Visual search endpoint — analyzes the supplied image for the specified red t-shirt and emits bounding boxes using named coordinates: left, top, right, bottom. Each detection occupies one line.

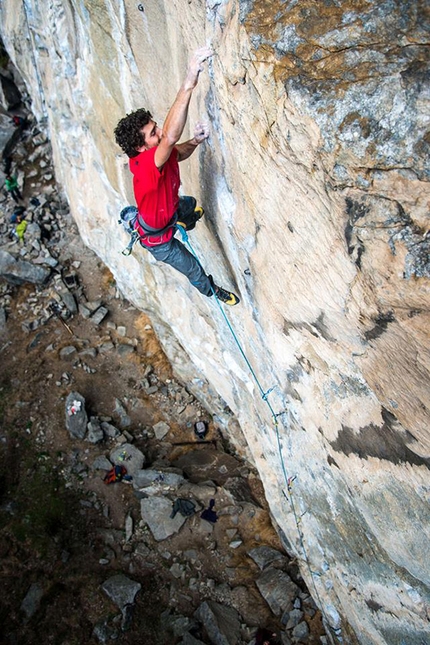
left=129, top=147, right=180, bottom=246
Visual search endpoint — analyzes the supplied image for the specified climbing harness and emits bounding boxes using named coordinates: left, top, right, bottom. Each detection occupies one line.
left=118, top=207, right=178, bottom=255
left=175, top=223, right=337, bottom=641
left=118, top=197, right=202, bottom=256
left=136, top=211, right=178, bottom=246
left=118, top=206, right=140, bottom=255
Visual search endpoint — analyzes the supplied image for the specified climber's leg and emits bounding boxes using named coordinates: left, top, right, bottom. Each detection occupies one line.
left=146, top=237, right=213, bottom=296
left=145, top=236, right=240, bottom=305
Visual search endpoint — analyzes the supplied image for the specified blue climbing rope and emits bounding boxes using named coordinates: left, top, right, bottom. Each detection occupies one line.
left=176, top=223, right=334, bottom=639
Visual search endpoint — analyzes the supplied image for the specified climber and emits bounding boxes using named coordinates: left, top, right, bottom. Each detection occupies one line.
left=114, top=46, right=240, bottom=306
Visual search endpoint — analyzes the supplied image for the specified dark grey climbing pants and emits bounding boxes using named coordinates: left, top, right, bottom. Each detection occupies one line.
left=146, top=236, right=213, bottom=296
left=142, top=197, right=213, bottom=296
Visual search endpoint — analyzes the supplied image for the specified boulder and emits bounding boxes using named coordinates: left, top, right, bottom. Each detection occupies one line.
left=114, top=398, right=131, bottom=427
left=87, top=417, right=104, bottom=444
left=101, top=421, right=120, bottom=438
left=194, top=600, right=241, bottom=645
left=65, top=391, right=88, bottom=440
left=255, top=568, right=300, bottom=617
left=177, top=481, right=217, bottom=505
left=292, top=621, right=309, bottom=641
left=162, top=612, right=198, bottom=638
left=92, top=617, right=118, bottom=644
left=153, top=420, right=170, bottom=440
left=0, top=249, right=50, bottom=285
left=59, top=345, right=77, bottom=360
left=101, top=574, right=141, bottom=610
left=60, top=290, right=77, bottom=314
left=173, top=448, right=242, bottom=485
left=140, top=496, right=187, bottom=541
left=223, top=477, right=258, bottom=504
left=20, top=582, right=44, bottom=621
left=247, top=546, right=287, bottom=571
left=110, top=443, right=144, bottom=476
left=133, top=468, right=185, bottom=493
left=91, top=305, right=108, bottom=325
left=92, top=455, right=112, bottom=471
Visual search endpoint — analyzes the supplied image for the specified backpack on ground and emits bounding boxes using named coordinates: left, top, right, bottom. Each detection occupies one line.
left=170, top=498, right=196, bottom=519
left=104, top=465, right=127, bottom=484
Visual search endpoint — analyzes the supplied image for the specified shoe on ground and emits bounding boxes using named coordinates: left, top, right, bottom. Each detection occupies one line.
left=194, top=420, right=209, bottom=439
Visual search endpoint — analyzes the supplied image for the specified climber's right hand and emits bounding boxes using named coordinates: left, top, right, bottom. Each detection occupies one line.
left=185, top=46, right=213, bottom=89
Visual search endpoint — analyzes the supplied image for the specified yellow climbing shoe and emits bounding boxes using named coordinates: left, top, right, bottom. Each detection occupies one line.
left=194, top=206, right=204, bottom=221
left=214, top=284, right=240, bottom=306
left=177, top=208, right=204, bottom=231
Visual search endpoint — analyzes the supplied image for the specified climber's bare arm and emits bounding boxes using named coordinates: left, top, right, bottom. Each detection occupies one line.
left=176, top=123, right=210, bottom=162
left=154, top=47, right=213, bottom=169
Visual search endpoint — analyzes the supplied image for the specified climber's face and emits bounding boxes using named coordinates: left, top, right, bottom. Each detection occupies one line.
left=140, top=120, right=162, bottom=150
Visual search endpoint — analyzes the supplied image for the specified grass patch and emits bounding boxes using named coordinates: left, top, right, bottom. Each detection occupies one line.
left=0, top=378, right=12, bottom=424
left=0, top=373, right=72, bottom=551
left=8, top=456, right=70, bottom=551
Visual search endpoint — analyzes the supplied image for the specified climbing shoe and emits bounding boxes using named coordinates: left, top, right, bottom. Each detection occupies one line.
left=194, top=206, right=204, bottom=221
left=208, top=275, right=240, bottom=306
left=214, top=284, right=240, bottom=306
left=177, top=207, right=204, bottom=231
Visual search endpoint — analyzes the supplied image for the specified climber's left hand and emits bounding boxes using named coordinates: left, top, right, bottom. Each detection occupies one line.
left=193, top=122, right=209, bottom=144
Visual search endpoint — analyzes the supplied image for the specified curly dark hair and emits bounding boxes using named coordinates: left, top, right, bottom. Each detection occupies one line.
left=114, top=108, right=153, bottom=158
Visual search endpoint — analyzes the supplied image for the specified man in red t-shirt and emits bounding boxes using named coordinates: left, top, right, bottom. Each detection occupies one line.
left=114, top=47, right=239, bottom=306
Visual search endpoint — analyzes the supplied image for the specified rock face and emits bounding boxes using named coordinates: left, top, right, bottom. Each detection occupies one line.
left=0, top=2, right=428, bottom=643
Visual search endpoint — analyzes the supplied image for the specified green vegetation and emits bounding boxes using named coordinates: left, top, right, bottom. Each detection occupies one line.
left=0, top=379, right=11, bottom=422
left=0, top=376, right=77, bottom=554
left=3, top=451, right=72, bottom=554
